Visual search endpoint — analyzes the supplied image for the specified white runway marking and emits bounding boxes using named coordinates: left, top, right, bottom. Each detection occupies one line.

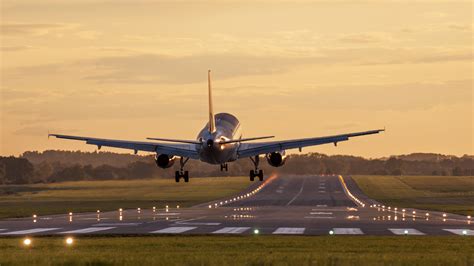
left=151, top=227, right=197, bottom=234
left=310, top=212, right=333, bottom=215
left=176, top=222, right=221, bottom=226
left=1, top=228, right=61, bottom=235
left=59, top=227, right=116, bottom=234
left=333, top=228, right=364, bottom=235
left=304, top=216, right=334, bottom=219
left=0, top=229, right=6, bottom=232
left=272, top=227, right=305, bottom=234
left=443, top=229, right=474, bottom=236
left=212, top=227, right=250, bottom=234
left=316, top=205, right=327, bottom=207
left=92, top=223, right=141, bottom=226
left=286, top=178, right=306, bottom=206
left=389, top=228, right=425, bottom=235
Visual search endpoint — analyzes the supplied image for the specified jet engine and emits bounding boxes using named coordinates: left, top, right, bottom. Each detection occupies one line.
left=155, top=154, right=176, bottom=169
left=266, top=151, right=287, bottom=167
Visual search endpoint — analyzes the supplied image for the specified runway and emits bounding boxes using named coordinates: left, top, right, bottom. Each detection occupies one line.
left=0, top=175, right=472, bottom=236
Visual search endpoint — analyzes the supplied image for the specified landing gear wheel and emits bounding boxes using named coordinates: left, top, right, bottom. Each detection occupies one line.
left=258, top=170, right=264, bottom=181
left=175, top=171, right=180, bottom=183
left=220, top=163, right=228, bottom=172
left=249, top=170, right=255, bottom=181
left=184, top=171, right=189, bottom=183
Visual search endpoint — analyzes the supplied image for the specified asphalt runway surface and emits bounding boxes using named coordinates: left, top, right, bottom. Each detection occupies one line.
left=0, top=175, right=472, bottom=236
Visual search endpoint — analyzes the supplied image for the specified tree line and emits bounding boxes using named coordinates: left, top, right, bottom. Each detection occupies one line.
left=0, top=150, right=472, bottom=184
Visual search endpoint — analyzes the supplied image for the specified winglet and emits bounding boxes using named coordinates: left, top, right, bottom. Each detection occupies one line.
left=208, top=69, right=216, bottom=133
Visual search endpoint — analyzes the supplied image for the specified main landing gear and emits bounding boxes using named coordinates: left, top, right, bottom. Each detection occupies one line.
left=220, top=163, right=228, bottom=171
left=175, top=157, right=190, bottom=183
left=249, top=155, right=264, bottom=182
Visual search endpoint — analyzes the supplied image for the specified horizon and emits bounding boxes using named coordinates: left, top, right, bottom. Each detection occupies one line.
left=1, top=1, right=473, bottom=157
left=11, top=149, right=474, bottom=160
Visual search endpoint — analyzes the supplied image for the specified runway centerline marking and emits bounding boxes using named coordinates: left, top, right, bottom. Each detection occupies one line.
left=310, top=212, right=333, bottom=215
left=273, top=227, right=305, bottom=234
left=333, top=228, right=364, bottom=235
left=389, top=228, right=425, bottom=235
left=59, top=227, right=116, bottom=234
left=151, top=227, right=197, bottom=234
left=443, top=229, right=474, bottom=236
left=286, top=178, right=306, bottom=206
left=1, top=228, right=61, bottom=235
left=212, top=227, right=250, bottom=234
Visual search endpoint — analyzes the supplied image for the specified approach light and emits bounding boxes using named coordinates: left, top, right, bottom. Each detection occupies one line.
left=23, top=238, right=32, bottom=246
left=329, top=230, right=334, bottom=235
left=65, top=237, right=74, bottom=245
left=443, top=213, right=447, bottom=217
left=208, top=205, right=212, bottom=208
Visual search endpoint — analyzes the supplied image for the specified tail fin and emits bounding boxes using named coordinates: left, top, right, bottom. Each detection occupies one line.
left=208, top=69, right=216, bottom=133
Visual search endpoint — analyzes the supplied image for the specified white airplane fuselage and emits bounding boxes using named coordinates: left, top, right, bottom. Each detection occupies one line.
left=196, top=113, right=242, bottom=164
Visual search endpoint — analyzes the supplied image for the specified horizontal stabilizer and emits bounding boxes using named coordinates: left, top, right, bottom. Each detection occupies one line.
left=146, top=137, right=201, bottom=145
left=220, top=136, right=274, bottom=144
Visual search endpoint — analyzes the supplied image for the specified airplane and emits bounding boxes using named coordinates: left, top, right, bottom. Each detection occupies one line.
left=49, top=70, right=384, bottom=183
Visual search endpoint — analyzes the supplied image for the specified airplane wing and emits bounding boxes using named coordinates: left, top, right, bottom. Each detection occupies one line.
left=48, top=134, right=199, bottom=159
left=237, top=129, right=384, bottom=158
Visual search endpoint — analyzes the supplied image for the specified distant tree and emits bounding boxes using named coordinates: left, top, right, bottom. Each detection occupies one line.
left=452, top=166, right=463, bottom=176
left=0, top=156, right=34, bottom=184
left=0, top=162, right=6, bottom=184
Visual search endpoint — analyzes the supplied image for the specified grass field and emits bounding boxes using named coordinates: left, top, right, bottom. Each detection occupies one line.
left=0, top=177, right=250, bottom=218
left=0, top=236, right=472, bottom=265
left=352, top=175, right=474, bottom=216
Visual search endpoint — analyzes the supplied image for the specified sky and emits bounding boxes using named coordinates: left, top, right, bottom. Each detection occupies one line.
left=1, top=0, right=473, bottom=158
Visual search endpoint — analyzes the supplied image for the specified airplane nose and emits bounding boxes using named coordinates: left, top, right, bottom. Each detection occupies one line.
left=206, top=139, right=214, bottom=147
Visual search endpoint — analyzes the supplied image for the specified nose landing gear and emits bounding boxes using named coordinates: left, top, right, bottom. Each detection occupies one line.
left=220, top=163, right=228, bottom=171
left=175, top=157, right=190, bottom=183
left=249, top=155, right=264, bottom=181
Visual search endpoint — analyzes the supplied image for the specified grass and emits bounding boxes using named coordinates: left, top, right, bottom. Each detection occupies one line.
left=0, top=236, right=472, bottom=265
left=352, top=175, right=474, bottom=216
left=0, top=177, right=250, bottom=218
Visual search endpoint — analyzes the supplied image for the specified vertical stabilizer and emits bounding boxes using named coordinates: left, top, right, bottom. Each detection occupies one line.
left=208, top=70, right=216, bottom=133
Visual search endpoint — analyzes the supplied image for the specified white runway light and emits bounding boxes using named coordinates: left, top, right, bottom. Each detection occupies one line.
left=65, top=237, right=74, bottom=245
left=254, top=229, right=259, bottom=234
left=23, top=238, right=32, bottom=246
left=329, top=230, right=334, bottom=235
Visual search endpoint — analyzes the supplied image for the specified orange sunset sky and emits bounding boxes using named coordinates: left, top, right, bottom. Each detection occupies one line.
left=1, top=1, right=473, bottom=157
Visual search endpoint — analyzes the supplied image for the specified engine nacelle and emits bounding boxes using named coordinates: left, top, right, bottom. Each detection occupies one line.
left=155, top=154, right=176, bottom=169
left=266, top=152, right=287, bottom=167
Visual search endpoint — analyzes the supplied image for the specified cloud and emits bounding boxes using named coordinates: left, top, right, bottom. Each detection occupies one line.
left=337, top=32, right=393, bottom=44
left=0, top=23, right=76, bottom=36
left=81, top=53, right=324, bottom=84
left=446, top=23, right=473, bottom=31
left=13, top=126, right=78, bottom=137
left=0, top=45, right=34, bottom=52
